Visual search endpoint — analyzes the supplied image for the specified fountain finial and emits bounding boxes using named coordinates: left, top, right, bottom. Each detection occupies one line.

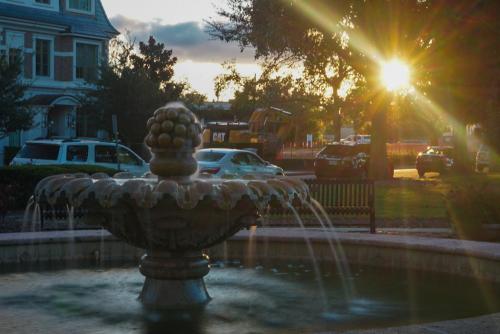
left=145, top=102, right=202, bottom=180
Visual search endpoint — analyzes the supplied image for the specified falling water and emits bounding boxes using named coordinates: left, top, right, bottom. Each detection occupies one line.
left=98, top=227, right=105, bottom=269
left=66, top=205, right=76, bottom=263
left=31, top=202, right=41, bottom=232
left=245, top=225, right=257, bottom=268
left=222, top=241, right=228, bottom=264
left=22, top=196, right=35, bottom=232
left=311, top=199, right=356, bottom=295
left=287, top=204, right=328, bottom=310
left=304, top=201, right=354, bottom=300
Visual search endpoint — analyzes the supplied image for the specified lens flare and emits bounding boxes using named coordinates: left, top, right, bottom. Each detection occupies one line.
left=380, top=59, right=411, bottom=92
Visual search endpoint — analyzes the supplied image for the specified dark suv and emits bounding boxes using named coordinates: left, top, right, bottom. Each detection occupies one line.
left=314, top=143, right=371, bottom=178
left=416, top=146, right=454, bottom=177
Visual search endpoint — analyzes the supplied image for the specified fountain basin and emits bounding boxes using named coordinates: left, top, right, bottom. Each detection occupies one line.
left=1, top=229, right=500, bottom=333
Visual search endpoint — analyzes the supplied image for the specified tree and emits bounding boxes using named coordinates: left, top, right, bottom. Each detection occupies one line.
left=209, top=1, right=357, bottom=141
left=179, top=88, right=207, bottom=112
left=84, top=36, right=185, bottom=145
left=214, top=61, right=322, bottom=141
left=0, top=54, right=32, bottom=136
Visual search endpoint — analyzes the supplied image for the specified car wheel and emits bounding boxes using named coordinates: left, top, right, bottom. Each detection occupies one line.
left=417, top=169, right=425, bottom=178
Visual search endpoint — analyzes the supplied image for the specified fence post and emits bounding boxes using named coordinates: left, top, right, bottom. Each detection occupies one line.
left=368, top=181, right=376, bottom=233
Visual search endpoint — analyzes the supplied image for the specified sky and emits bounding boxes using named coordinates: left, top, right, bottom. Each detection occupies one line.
left=101, top=0, right=260, bottom=101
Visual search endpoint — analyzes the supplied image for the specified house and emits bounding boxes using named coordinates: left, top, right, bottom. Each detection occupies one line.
left=0, top=0, right=119, bottom=164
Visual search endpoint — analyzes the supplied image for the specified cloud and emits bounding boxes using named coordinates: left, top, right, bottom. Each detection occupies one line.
left=110, top=15, right=255, bottom=63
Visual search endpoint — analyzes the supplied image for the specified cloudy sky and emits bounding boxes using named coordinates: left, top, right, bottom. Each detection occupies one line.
left=101, top=0, right=260, bottom=100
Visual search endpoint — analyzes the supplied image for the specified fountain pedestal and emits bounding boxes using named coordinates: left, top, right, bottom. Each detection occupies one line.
left=139, top=251, right=211, bottom=308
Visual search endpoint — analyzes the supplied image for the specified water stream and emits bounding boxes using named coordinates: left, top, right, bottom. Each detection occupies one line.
left=311, top=198, right=355, bottom=292
left=304, top=201, right=355, bottom=300
left=287, top=204, right=328, bottom=310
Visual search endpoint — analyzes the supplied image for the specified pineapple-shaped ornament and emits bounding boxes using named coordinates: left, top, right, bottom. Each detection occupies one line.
left=145, top=102, right=202, bottom=181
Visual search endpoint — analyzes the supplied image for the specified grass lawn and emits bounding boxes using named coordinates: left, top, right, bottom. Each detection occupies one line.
left=375, top=173, right=500, bottom=220
left=375, top=182, right=447, bottom=219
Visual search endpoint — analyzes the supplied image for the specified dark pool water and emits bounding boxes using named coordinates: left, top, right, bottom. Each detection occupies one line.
left=0, top=262, right=499, bottom=334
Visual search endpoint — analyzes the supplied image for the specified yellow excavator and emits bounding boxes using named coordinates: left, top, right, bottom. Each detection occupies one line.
left=202, top=107, right=293, bottom=159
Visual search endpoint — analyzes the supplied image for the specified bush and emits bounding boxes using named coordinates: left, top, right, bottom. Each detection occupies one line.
left=3, top=146, right=20, bottom=165
left=446, top=177, right=500, bottom=240
left=0, top=165, right=118, bottom=212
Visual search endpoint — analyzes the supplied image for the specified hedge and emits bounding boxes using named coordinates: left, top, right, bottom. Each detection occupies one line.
left=0, top=165, right=118, bottom=212
left=3, top=146, right=20, bottom=165
left=446, top=175, right=500, bottom=241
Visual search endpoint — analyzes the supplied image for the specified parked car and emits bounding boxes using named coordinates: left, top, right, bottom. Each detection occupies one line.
left=195, top=148, right=284, bottom=177
left=314, top=143, right=370, bottom=178
left=475, top=144, right=500, bottom=173
left=340, top=134, right=371, bottom=145
left=10, top=139, right=149, bottom=176
left=415, top=146, right=454, bottom=177
left=315, top=143, right=394, bottom=179
left=476, top=144, right=490, bottom=173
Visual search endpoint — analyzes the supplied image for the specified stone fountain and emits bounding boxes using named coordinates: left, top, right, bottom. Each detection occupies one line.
left=32, top=102, right=309, bottom=309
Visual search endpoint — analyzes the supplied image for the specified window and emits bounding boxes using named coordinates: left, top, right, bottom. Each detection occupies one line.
left=66, top=145, right=88, bottom=162
left=246, top=153, right=265, bottom=166
left=195, top=151, right=226, bottom=162
left=8, top=48, right=21, bottom=65
left=68, top=0, right=92, bottom=12
left=117, top=147, right=142, bottom=166
left=231, top=153, right=250, bottom=165
left=76, top=43, right=98, bottom=81
left=95, top=145, right=117, bottom=163
left=5, top=32, right=24, bottom=68
left=35, top=0, right=51, bottom=4
left=18, top=143, right=60, bottom=160
left=35, top=39, right=51, bottom=77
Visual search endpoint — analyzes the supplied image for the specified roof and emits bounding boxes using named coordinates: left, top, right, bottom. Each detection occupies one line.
left=197, top=148, right=255, bottom=154
left=0, top=1, right=119, bottom=39
left=197, top=102, right=232, bottom=111
left=26, top=138, right=116, bottom=145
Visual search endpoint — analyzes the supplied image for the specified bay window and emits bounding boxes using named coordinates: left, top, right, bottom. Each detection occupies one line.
left=67, top=0, right=93, bottom=13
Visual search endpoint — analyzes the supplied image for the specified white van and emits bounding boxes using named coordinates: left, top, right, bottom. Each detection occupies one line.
left=10, top=139, right=149, bottom=176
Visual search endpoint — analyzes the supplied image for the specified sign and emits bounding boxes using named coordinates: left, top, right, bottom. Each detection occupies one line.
left=306, top=134, right=313, bottom=147
left=212, top=132, right=226, bottom=143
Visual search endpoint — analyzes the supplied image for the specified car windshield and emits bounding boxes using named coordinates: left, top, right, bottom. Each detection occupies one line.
left=321, top=145, right=355, bottom=156
left=195, top=151, right=226, bottom=162
left=17, top=143, right=60, bottom=160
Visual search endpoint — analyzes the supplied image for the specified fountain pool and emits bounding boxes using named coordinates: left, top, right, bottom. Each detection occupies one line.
left=1, top=260, right=500, bottom=334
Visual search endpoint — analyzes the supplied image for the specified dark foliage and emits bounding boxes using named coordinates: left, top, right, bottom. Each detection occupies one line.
left=0, top=165, right=117, bottom=211
left=82, top=36, right=185, bottom=145
left=0, top=55, right=32, bottom=134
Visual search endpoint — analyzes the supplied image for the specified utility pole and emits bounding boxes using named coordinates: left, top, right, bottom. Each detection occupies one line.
left=112, top=114, right=120, bottom=171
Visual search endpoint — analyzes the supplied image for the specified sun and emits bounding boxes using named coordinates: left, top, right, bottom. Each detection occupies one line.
left=380, top=59, right=411, bottom=92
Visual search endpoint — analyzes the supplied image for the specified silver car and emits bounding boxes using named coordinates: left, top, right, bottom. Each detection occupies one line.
left=195, top=148, right=284, bottom=177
